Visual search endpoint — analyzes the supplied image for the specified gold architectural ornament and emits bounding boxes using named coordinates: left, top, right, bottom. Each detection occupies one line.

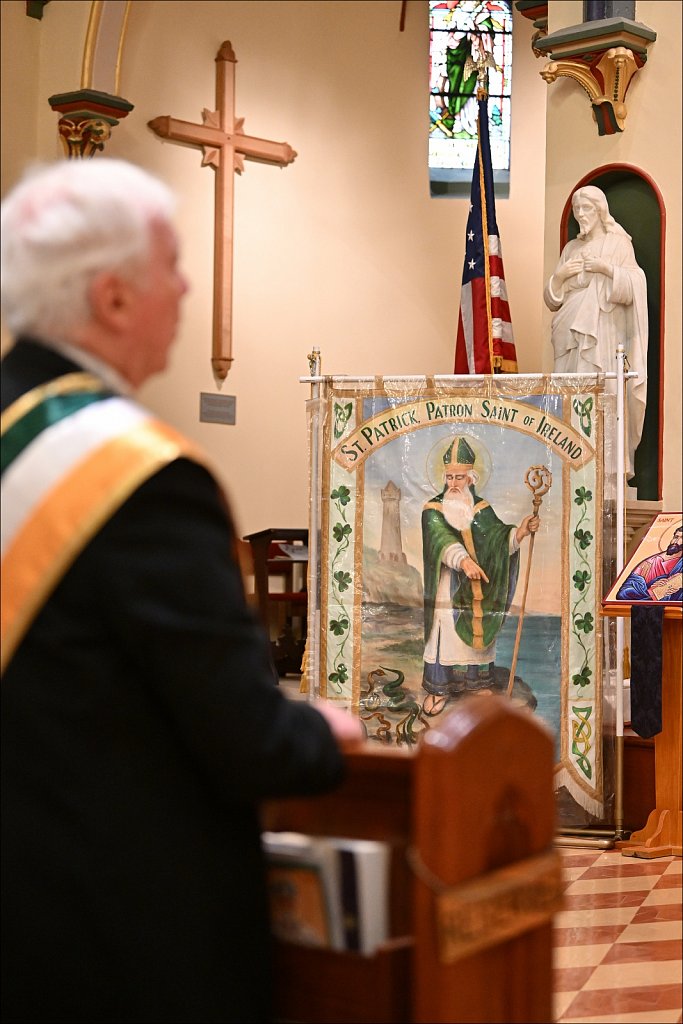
left=514, top=1, right=548, bottom=57
left=533, top=16, right=656, bottom=137
left=56, top=117, right=112, bottom=159
left=530, top=29, right=548, bottom=59
left=48, top=91, right=134, bottom=159
left=540, top=47, right=640, bottom=135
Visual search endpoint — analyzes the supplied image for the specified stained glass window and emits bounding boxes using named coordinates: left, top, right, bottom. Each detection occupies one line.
left=429, top=0, right=513, bottom=197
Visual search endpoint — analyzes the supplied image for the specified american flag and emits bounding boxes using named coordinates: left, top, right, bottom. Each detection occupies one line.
left=454, top=96, right=517, bottom=374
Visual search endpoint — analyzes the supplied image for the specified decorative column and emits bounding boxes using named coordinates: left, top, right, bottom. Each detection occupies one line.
left=48, top=89, right=134, bottom=158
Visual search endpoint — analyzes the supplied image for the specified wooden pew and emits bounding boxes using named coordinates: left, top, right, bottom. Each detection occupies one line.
left=263, top=694, right=560, bottom=1023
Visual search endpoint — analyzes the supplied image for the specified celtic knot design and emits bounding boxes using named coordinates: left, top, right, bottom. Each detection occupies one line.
left=571, top=705, right=593, bottom=780
left=572, top=397, right=593, bottom=438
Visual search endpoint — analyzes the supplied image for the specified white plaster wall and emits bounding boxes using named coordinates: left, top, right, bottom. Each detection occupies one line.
left=547, top=0, right=583, bottom=32
left=0, top=1, right=41, bottom=197
left=23, top=1, right=683, bottom=535
left=117, top=1, right=547, bottom=535
left=0, top=0, right=545, bottom=535
left=0, top=0, right=90, bottom=354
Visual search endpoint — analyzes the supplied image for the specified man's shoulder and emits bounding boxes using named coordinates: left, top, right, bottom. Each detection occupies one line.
left=90, top=456, right=232, bottom=571
left=135, top=456, right=222, bottom=504
left=1, top=337, right=80, bottom=412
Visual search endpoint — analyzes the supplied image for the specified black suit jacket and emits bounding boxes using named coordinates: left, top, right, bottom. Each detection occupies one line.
left=1, top=339, right=344, bottom=1023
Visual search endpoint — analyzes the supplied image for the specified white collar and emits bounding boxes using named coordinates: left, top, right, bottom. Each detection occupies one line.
left=37, top=337, right=132, bottom=396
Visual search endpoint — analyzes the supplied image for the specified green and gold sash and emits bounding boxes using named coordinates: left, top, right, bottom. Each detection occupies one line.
left=1, top=373, right=205, bottom=674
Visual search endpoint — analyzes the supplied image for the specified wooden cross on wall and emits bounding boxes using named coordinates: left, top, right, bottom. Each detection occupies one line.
left=148, top=41, right=297, bottom=384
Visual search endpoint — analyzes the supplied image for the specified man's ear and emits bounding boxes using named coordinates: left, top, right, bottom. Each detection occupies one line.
left=89, top=271, right=136, bottom=332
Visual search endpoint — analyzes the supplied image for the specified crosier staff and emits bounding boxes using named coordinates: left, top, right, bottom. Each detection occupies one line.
left=507, top=466, right=552, bottom=698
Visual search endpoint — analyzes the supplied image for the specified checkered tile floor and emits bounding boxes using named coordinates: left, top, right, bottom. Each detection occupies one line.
left=554, top=849, right=682, bottom=1023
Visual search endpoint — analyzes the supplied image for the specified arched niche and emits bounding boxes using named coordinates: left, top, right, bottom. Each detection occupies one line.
left=560, top=165, right=665, bottom=501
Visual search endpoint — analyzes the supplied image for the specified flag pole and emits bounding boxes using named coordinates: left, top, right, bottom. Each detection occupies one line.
left=467, top=52, right=498, bottom=375
left=456, top=49, right=514, bottom=376
left=303, top=346, right=322, bottom=699
left=476, top=89, right=496, bottom=375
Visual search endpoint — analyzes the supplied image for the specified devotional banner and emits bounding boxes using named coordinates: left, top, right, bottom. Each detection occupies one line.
left=307, top=375, right=617, bottom=829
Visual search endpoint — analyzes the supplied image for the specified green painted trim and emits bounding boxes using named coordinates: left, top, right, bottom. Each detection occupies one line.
left=47, top=89, right=134, bottom=113
left=535, top=16, right=656, bottom=53
left=515, top=0, right=547, bottom=13
left=26, top=1, right=49, bottom=20
left=593, top=102, right=621, bottom=136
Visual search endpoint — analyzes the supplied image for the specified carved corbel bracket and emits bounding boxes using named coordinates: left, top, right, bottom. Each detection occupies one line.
left=540, top=46, right=641, bottom=135
left=57, top=118, right=112, bottom=159
left=534, top=17, right=656, bottom=136
left=515, top=1, right=548, bottom=57
left=48, top=89, right=134, bottom=158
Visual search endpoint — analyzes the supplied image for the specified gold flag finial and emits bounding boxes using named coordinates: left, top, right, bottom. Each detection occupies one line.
left=464, top=51, right=498, bottom=99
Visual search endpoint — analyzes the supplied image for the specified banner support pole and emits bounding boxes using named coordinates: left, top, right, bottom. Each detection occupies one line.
left=615, top=344, right=627, bottom=839
left=306, top=348, right=322, bottom=701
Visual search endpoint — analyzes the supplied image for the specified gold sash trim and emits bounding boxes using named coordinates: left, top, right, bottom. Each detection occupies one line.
left=0, top=372, right=105, bottom=435
left=460, top=501, right=490, bottom=650
left=1, top=419, right=202, bottom=674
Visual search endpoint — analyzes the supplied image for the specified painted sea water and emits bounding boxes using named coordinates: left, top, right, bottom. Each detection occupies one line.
left=359, top=604, right=562, bottom=756
left=495, top=613, right=561, bottom=733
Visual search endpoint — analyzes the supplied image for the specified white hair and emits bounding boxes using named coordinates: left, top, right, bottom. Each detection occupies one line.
left=1, top=159, right=176, bottom=342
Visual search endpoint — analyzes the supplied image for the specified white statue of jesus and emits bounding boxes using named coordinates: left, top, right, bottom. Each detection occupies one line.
left=545, top=185, right=648, bottom=479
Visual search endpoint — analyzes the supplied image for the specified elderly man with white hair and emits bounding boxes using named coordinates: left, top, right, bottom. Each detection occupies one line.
left=0, top=158, right=362, bottom=1024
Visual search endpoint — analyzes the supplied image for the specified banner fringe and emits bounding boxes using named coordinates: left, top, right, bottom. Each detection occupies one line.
left=554, top=765, right=604, bottom=819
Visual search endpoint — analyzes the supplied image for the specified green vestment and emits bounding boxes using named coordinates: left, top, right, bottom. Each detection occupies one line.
left=422, top=488, right=520, bottom=652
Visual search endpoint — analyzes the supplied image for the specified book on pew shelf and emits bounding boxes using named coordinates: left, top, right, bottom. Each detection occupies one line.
left=261, top=831, right=344, bottom=950
left=331, top=837, right=390, bottom=955
left=262, top=831, right=390, bottom=955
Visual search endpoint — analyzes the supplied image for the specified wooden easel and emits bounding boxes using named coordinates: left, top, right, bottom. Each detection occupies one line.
left=263, top=695, right=561, bottom=1023
left=610, top=608, right=682, bottom=858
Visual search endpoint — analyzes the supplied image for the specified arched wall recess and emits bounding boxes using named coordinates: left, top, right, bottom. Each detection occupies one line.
left=560, top=165, right=665, bottom=504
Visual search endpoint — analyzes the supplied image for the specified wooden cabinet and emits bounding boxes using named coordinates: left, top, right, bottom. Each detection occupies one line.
left=623, top=730, right=655, bottom=834
left=243, top=528, right=308, bottom=675
left=621, top=613, right=682, bottom=856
